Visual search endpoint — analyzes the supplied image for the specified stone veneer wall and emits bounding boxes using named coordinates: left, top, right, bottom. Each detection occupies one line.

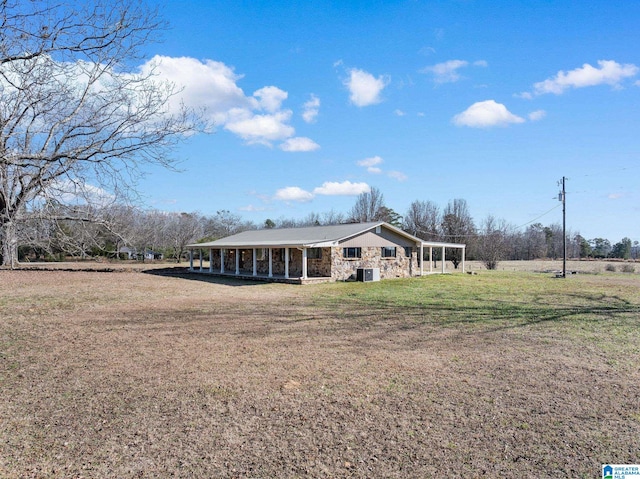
left=330, top=246, right=419, bottom=281
left=306, top=247, right=332, bottom=277
left=211, top=248, right=320, bottom=278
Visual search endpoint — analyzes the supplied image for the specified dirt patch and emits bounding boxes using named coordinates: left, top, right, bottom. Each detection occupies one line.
left=1, top=270, right=638, bottom=478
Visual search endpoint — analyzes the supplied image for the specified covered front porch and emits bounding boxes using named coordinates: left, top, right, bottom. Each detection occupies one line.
left=419, top=242, right=467, bottom=274
left=188, top=246, right=324, bottom=281
left=186, top=267, right=331, bottom=285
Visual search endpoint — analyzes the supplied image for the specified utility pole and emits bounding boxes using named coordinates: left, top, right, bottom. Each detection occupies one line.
left=558, top=177, right=567, bottom=278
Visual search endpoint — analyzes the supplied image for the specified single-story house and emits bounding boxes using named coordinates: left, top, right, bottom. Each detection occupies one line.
left=186, top=221, right=465, bottom=284
left=118, top=246, right=136, bottom=260
left=117, top=247, right=163, bottom=261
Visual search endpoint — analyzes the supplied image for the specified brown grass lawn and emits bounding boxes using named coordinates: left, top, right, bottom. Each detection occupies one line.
left=1, top=266, right=639, bottom=478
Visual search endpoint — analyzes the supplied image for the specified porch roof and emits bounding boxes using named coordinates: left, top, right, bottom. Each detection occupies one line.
left=188, top=221, right=465, bottom=250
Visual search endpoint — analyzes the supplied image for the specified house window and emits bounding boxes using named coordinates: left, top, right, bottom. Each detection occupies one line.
left=343, top=247, right=361, bottom=259
left=256, top=248, right=267, bottom=261
left=404, top=247, right=412, bottom=257
left=308, top=248, right=322, bottom=259
left=381, top=246, right=396, bottom=258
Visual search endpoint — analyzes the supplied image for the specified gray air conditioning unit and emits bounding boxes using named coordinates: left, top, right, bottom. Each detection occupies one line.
left=356, top=268, right=380, bottom=282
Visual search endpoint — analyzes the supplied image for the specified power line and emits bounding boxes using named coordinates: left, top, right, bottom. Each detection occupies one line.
left=512, top=204, right=562, bottom=231
left=577, top=163, right=640, bottom=178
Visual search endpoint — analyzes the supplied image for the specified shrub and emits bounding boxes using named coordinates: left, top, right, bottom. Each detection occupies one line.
left=621, top=264, right=635, bottom=273
left=605, top=264, right=617, bottom=272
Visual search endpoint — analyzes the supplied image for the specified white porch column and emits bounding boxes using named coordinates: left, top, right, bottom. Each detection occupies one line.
left=429, top=247, right=433, bottom=273
left=189, top=250, right=193, bottom=271
left=268, top=248, right=273, bottom=277
left=252, top=248, right=257, bottom=276
left=441, top=246, right=446, bottom=273
left=199, top=249, right=203, bottom=272
left=235, top=248, right=240, bottom=275
left=284, top=247, right=289, bottom=279
left=220, top=249, right=225, bottom=274
left=419, top=244, right=424, bottom=276
left=302, top=248, right=308, bottom=279
left=209, top=249, right=213, bottom=273
left=461, top=246, right=466, bottom=273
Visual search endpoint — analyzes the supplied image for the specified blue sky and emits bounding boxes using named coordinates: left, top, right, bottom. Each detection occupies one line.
left=137, top=0, right=639, bottom=242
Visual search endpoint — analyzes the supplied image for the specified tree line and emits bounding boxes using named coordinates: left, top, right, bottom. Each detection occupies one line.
left=8, top=187, right=637, bottom=269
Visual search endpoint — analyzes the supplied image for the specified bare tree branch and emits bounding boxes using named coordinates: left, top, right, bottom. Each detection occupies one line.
left=0, top=0, right=206, bottom=266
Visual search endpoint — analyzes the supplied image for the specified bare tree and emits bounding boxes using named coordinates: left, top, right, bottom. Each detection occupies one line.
left=16, top=202, right=120, bottom=260
left=441, top=198, right=475, bottom=268
left=203, top=210, right=253, bottom=240
left=522, top=223, right=547, bottom=260
left=404, top=200, right=440, bottom=240
left=544, top=224, right=565, bottom=260
left=349, top=187, right=385, bottom=223
left=477, top=215, right=510, bottom=270
left=320, top=209, right=345, bottom=225
left=162, top=212, right=204, bottom=262
left=0, top=0, right=204, bottom=267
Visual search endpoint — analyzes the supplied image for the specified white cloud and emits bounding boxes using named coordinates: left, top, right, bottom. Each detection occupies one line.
left=387, top=171, right=408, bottom=182
left=453, top=100, right=525, bottom=128
left=302, top=94, right=320, bottom=123
left=225, top=109, right=294, bottom=144
left=419, top=46, right=437, bottom=57
left=280, top=137, right=320, bottom=152
left=239, top=204, right=267, bottom=212
left=422, top=59, right=487, bottom=84
left=356, top=155, right=407, bottom=180
left=147, top=55, right=318, bottom=149
left=49, top=179, right=115, bottom=206
left=146, top=56, right=250, bottom=122
left=344, top=68, right=390, bottom=107
left=394, top=109, right=406, bottom=116
left=528, top=109, right=546, bottom=121
left=252, top=86, right=288, bottom=112
left=422, top=59, right=468, bottom=83
left=273, top=181, right=370, bottom=203
left=313, top=181, right=371, bottom=196
left=357, top=156, right=383, bottom=168
left=357, top=155, right=383, bottom=173
left=274, top=186, right=314, bottom=202
left=528, top=60, right=639, bottom=96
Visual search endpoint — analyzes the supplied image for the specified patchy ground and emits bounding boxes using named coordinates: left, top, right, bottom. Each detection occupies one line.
left=1, top=268, right=639, bottom=478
